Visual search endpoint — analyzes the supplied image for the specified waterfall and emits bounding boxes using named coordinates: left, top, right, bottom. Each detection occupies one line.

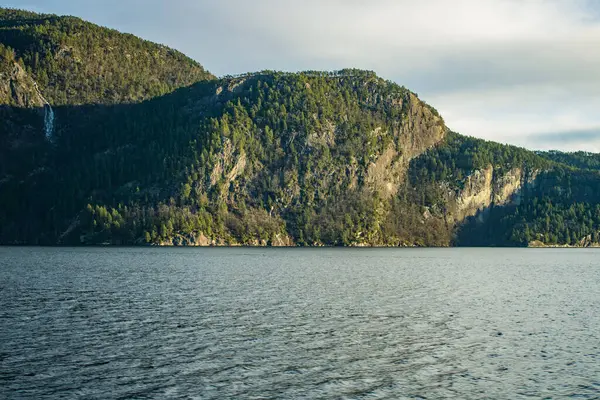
left=32, top=81, right=54, bottom=140
left=44, top=103, right=54, bottom=139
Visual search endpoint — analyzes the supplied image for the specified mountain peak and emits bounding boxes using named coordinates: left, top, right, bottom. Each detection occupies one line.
left=0, top=7, right=214, bottom=106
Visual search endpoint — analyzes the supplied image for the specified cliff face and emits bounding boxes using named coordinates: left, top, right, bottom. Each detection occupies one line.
left=451, top=166, right=494, bottom=222
left=209, top=138, right=247, bottom=189
left=366, top=94, right=446, bottom=197
left=0, top=57, right=49, bottom=183
left=447, top=166, right=538, bottom=223
left=400, top=93, right=446, bottom=161
left=0, top=61, right=45, bottom=108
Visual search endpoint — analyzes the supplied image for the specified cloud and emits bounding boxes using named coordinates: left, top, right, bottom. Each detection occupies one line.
left=531, top=128, right=600, bottom=143
left=428, top=82, right=600, bottom=150
left=4, top=0, right=600, bottom=151
left=524, top=128, right=600, bottom=151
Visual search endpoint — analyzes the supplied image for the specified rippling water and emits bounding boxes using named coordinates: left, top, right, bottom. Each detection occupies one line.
left=1, top=247, right=599, bottom=399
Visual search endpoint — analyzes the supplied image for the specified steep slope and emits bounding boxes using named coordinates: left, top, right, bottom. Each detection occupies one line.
left=0, top=69, right=449, bottom=245
left=0, top=44, right=45, bottom=107
left=0, top=42, right=50, bottom=187
left=410, top=133, right=600, bottom=247
left=0, top=8, right=216, bottom=244
left=0, top=8, right=214, bottom=106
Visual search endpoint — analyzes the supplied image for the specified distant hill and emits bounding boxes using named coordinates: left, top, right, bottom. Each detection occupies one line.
left=537, top=150, right=600, bottom=172
left=0, top=8, right=213, bottom=106
left=2, top=8, right=600, bottom=247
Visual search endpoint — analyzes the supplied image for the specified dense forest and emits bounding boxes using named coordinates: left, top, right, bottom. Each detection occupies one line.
left=411, top=134, right=600, bottom=246
left=2, top=8, right=600, bottom=247
left=536, top=150, right=600, bottom=172
left=0, top=8, right=213, bottom=105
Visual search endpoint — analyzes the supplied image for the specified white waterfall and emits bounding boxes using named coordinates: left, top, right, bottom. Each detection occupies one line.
left=32, top=81, right=54, bottom=140
left=44, top=103, right=54, bottom=139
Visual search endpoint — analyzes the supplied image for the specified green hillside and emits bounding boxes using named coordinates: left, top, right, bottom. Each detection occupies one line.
left=2, top=8, right=600, bottom=247
left=0, top=8, right=213, bottom=105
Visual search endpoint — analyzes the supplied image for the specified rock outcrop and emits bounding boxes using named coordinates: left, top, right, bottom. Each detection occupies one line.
left=158, top=231, right=294, bottom=247
left=447, top=166, right=538, bottom=223
left=399, top=93, right=446, bottom=160
left=529, top=232, right=600, bottom=248
left=366, top=94, right=447, bottom=197
left=209, top=138, right=247, bottom=189
left=0, top=61, right=45, bottom=108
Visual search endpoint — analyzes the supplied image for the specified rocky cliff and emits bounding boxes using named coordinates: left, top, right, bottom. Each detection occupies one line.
left=447, top=166, right=538, bottom=223
left=0, top=61, right=45, bottom=108
left=366, top=93, right=446, bottom=197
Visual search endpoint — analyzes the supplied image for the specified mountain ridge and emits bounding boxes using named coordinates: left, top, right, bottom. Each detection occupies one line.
left=2, top=8, right=600, bottom=247
left=0, top=8, right=214, bottom=106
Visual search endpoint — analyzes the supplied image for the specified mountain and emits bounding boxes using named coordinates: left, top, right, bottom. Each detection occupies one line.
left=536, top=150, right=600, bottom=172
left=0, top=8, right=213, bottom=106
left=2, top=8, right=600, bottom=247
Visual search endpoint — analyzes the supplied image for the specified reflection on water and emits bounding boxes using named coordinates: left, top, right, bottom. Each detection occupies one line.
left=1, top=247, right=599, bottom=399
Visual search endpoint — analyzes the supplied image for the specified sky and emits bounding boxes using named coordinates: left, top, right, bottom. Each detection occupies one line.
left=5, top=0, right=600, bottom=151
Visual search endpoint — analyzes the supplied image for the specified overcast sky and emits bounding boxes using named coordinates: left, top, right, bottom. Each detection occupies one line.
left=6, top=0, right=600, bottom=151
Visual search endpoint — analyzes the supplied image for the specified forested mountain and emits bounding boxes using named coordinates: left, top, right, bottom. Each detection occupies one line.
left=0, top=8, right=213, bottom=105
left=537, top=150, right=600, bottom=172
left=2, top=8, right=600, bottom=247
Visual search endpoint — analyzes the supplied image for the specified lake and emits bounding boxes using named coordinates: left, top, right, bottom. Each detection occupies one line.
left=1, top=247, right=599, bottom=399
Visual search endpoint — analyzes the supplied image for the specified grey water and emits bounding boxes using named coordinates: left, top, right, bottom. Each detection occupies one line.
left=1, top=247, right=599, bottom=399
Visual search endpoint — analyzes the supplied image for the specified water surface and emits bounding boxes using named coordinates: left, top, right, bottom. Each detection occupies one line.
left=1, top=247, right=599, bottom=399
